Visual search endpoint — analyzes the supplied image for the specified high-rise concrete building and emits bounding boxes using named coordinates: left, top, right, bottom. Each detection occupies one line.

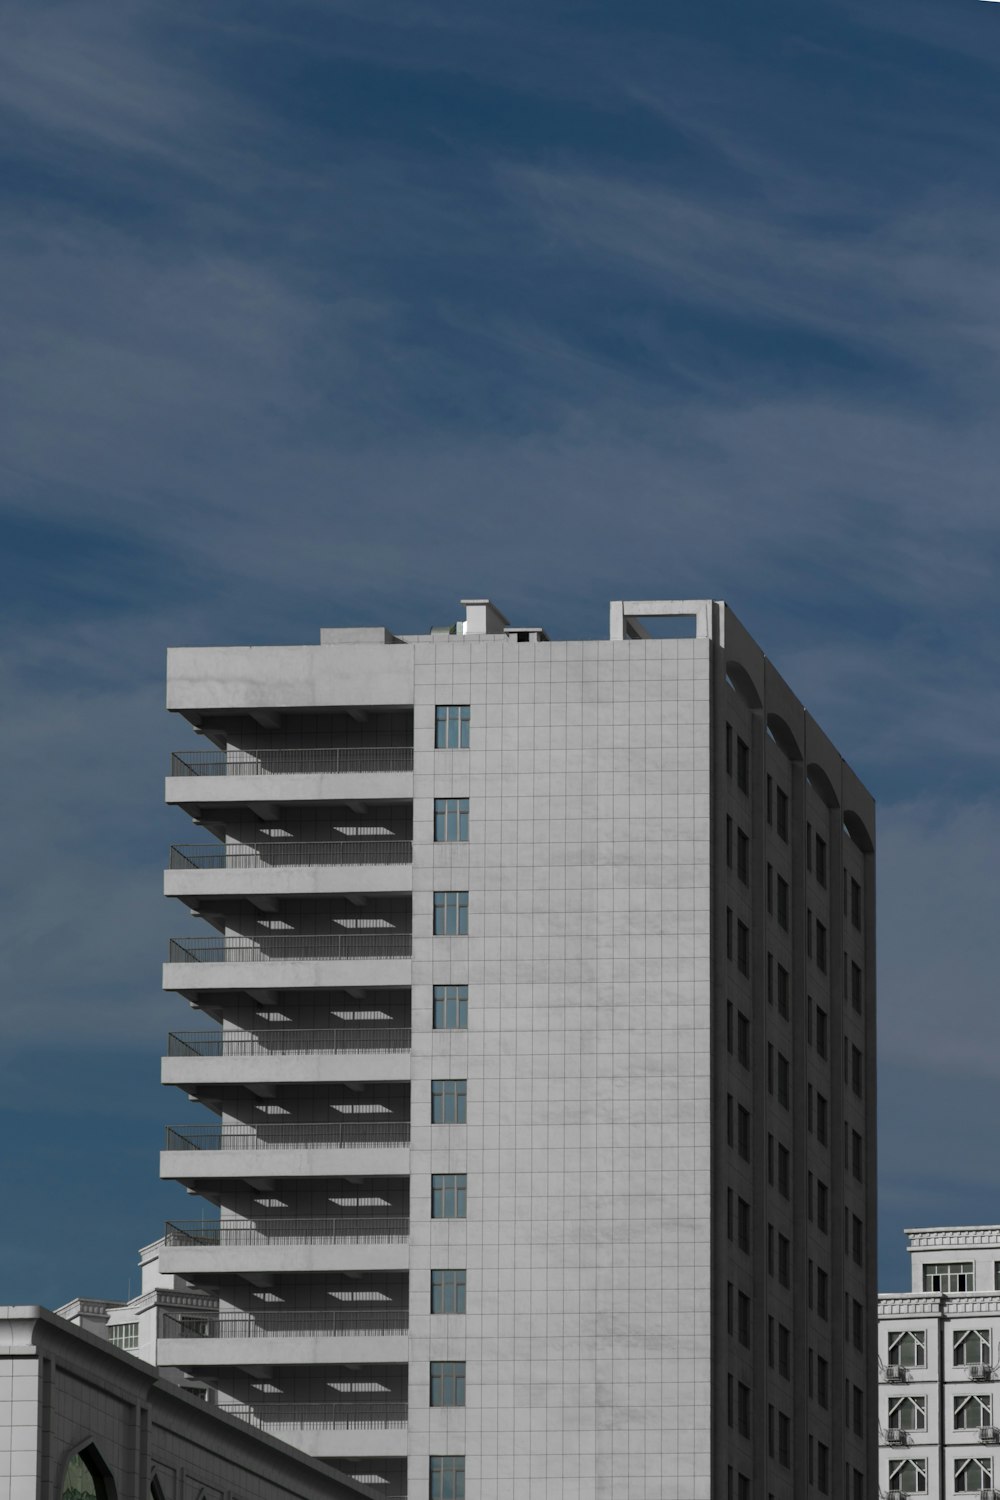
left=879, top=1226, right=1000, bottom=1500
left=158, top=597, right=877, bottom=1500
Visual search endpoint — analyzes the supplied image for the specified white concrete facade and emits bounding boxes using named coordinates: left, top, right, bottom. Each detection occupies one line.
left=159, top=598, right=877, bottom=1500
left=879, top=1227, right=1000, bottom=1499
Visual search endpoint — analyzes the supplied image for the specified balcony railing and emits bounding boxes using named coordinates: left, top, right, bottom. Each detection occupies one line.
left=168, top=1027, right=411, bottom=1057
left=164, top=1122, right=410, bottom=1151
left=224, top=1401, right=407, bottom=1431
left=171, top=748, right=413, bottom=777
left=168, top=933, right=411, bottom=964
left=169, top=840, right=412, bottom=871
left=163, top=1308, right=408, bottom=1338
left=164, top=1217, right=410, bottom=1247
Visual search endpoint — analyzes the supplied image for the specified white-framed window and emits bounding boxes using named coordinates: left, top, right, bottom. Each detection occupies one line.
left=955, top=1393, right=991, bottom=1429
left=888, top=1395, right=926, bottom=1431
left=108, top=1321, right=139, bottom=1350
left=954, top=1328, right=991, bottom=1366
left=888, top=1329, right=926, bottom=1368
left=923, top=1260, right=974, bottom=1292
left=888, top=1458, right=926, bottom=1494
left=955, top=1457, right=992, bottom=1492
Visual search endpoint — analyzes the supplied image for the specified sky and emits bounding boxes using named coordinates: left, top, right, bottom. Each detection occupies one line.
left=2, top=0, right=1000, bottom=1305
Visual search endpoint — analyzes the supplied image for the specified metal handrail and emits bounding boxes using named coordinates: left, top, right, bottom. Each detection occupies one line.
left=163, top=1308, right=408, bottom=1338
left=170, top=748, right=413, bottom=777
left=168, top=840, right=412, bottom=870
left=163, top=1217, right=410, bottom=1246
left=224, top=1401, right=407, bottom=1430
left=164, top=1122, right=410, bottom=1151
left=167, top=1027, right=411, bottom=1057
left=168, top=932, right=412, bottom=963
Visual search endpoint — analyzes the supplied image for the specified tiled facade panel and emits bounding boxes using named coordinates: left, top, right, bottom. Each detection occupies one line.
left=406, top=637, right=714, bottom=1500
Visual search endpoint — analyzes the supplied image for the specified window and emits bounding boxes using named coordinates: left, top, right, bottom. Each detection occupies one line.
left=815, top=1091, right=828, bottom=1145
left=434, top=798, right=469, bottom=842
left=816, top=1354, right=829, bottom=1408
left=777, top=1411, right=790, bottom=1468
left=777, top=1143, right=790, bottom=1199
left=888, top=1330, right=926, bottom=1368
left=430, top=1361, right=466, bottom=1407
left=430, top=1456, right=465, bottom=1500
left=435, top=706, right=470, bottom=749
left=955, top=1393, right=991, bottom=1429
left=815, top=919, right=828, bottom=973
left=853, top=1383, right=864, bottom=1435
left=736, top=920, right=749, bottom=977
left=817, top=1440, right=829, bottom=1494
left=776, top=1052, right=790, bottom=1109
left=887, top=1459, right=926, bottom=1495
left=431, top=1269, right=467, bottom=1314
left=737, top=1104, right=750, bottom=1162
left=776, top=874, right=789, bottom=930
left=816, top=1266, right=828, bottom=1319
left=889, top=1395, right=926, bottom=1431
left=851, top=1129, right=863, bottom=1181
left=737, top=1196, right=751, bottom=1253
left=851, top=1213, right=863, bottom=1265
left=737, top=1381, right=750, bottom=1436
left=814, top=833, right=827, bottom=887
left=736, top=737, right=750, bottom=793
left=108, top=1322, right=139, bottom=1350
left=924, top=1261, right=974, bottom=1292
left=816, top=1180, right=828, bottom=1233
left=815, top=1005, right=828, bottom=1059
left=434, top=890, right=468, bottom=935
left=726, top=723, right=733, bottom=776
left=431, top=1173, right=467, bottom=1219
left=433, top=984, right=468, bottom=1029
left=851, top=1044, right=863, bottom=1097
left=775, top=786, right=788, bottom=841
left=432, top=1079, right=467, bottom=1124
left=726, top=815, right=733, bottom=869
left=61, top=1452, right=110, bottom=1500
left=777, top=1323, right=790, bottom=1378
left=736, top=1010, right=750, bottom=1068
left=954, top=1328, right=991, bottom=1366
left=737, top=828, right=749, bottom=885
left=850, top=961, right=863, bottom=1013
left=737, top=1290, right=750, bottom=1347
left=852, top=1298, right=864, bottom=1351
left=956, top=1458, right=992, bottom=1493
left=778, top=1232, right=791, bottom=1287
left=850, top=876, right=862, bottom=929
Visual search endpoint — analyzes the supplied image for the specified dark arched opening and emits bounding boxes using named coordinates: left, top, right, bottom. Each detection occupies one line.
left=61, top=1446, right=115, bottom=1500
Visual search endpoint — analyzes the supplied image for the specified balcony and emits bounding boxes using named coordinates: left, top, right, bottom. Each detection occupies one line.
left=166, top=840, right=412, bottom=902
left=158, top=1307, right=409, bottom=1369
left=220, top=1402, right=409, bottom=1458
left=164, top=1309, right=408, bottom=1338
left=171, top=749, right=413, bottom=777
left=162, top=1120, right=410, bottom=1184
left=165, top=1122, right=409, bottom=1150
left=159, top=1217, right=410, bottom=1278
left=164, top=1217, right=409, bottom=1246
left=168, top=1028, right=411, bottom=1056
left=166, top=747, right=413, bottom=812
left=164, top=932, right=412, bottom=992
left=164, top=1028, right=412, bottom=1089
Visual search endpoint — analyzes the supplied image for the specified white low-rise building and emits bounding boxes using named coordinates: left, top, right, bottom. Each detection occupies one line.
left=879, top=1226, right=1000, bottom=1498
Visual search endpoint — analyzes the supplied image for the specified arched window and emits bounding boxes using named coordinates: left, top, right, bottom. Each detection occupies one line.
left=61, top=1448, right=112, bottom=1500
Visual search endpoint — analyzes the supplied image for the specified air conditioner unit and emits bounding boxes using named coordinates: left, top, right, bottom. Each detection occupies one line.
left=884, top=1427, right=907, bottom=1446
left=969, top=1362, right=994, bottom=1380
left=981, top=1427, right=1000, bottom=1444
left=884, top=1364, right=907, bottom=1382
left=886, top=1489, right=904, bottom=1500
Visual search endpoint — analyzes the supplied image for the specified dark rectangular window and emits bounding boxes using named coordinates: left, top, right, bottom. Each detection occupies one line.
left=727, top=908, right=733, bottom=960
left=430, top=1361, right=466, bottom=1407
left=816, top=1266, right=828, bottom=1319
left=727, top=1001, right=734, bottom=1054
left=736, top=920, right=750, bottom=977
left=815, top=920, right=828, bottom=973
left=777, top=1053, right=790, bottom=1110
left=737, top=1197, right=751, bottom=1253
left=817, top=1441, right=829, bottom=1495
left=738, top=1290, right=750, bottom=1347
left=815, top=835, right=827, bottom=888
left=776, top=874, right=789, bottom=931
left=776, top=962, right=789, bottom=1019
left=816, top=1180, right=828, bottom=1233
left=850, top=876, right=862, bottom=929
left=737, top=1104, right=750, bottom=1162
left=737, top=1381, right=750, bottom=1436
left=736, top=737, right=750, bottom=793
left=433, top=985, right=468, bottom=1030
left=726, top=815, right=733, bottom=869
left=431, top=1174, right=467, bottom=1219
left=767, top=863, right=774, bottom=916
left=726, top=723, right=733, bottom=776
left=777, top=1143, right=790, bottom=1200
left=850, top=961, right=863, bottom=1013
left=776, top=786, right=789, bottom=841
left=806, top=821, right=813, bottom=871
left=851, top=1045, right=863, bottom=1097
left=778, top=1323, right=790, bottom=1378
left=817, top=1354, right=829, bottom=1407
left=737, top=1011, right=750, bottom=1068
left=431, top=1079, right=467, bottom=1124
left=434, top=890, right=468, bottom=935
left=737, top=828, right=750, bottom=885
left=852, top=1214, right=864, bottom=1266
left=815, top=1005, right=828, bottom=1060
left=816, top=1092, right=828, bottom=1145
left=778, top=1411, right=790, bottom=1468
left=852, top=1130, right=864, bottom=1182
left=852, top=1300, right=864, bottom=1351
left=853, top=1383, right=864, bottom=1435
left=434, top=797, right=469, bottom=842
left=429, top=1457, right=465, bottom=1500
left=778, top=1233, right=791, bottom=1287
left=435, top=705, right=470, bottom=749
left=431, top=1269, right=467, bottom=1314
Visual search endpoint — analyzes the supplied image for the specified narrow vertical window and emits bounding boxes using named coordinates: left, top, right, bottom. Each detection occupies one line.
left=433, top=985, right=468, bottom=1029
left=434, top=891, right=469, bottom=935
left=736, top=737, right=750, bottom=793
left=434, top=798, right=469, bottom=842
left=430, top=1361, right=466, bottom=1407
left=435, top=706, right=470, bottom=749
left=430, top=1457, right=465, bottom=1500
left=431, top=1079, right=467, bottom=1124
left=431, top=1269, right=467, bottom=1314
left=431, top=1174, right=467, bottom=1219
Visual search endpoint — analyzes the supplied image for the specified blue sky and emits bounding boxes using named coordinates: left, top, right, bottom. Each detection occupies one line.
left=3, top=0, right=1000, bottom=1303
